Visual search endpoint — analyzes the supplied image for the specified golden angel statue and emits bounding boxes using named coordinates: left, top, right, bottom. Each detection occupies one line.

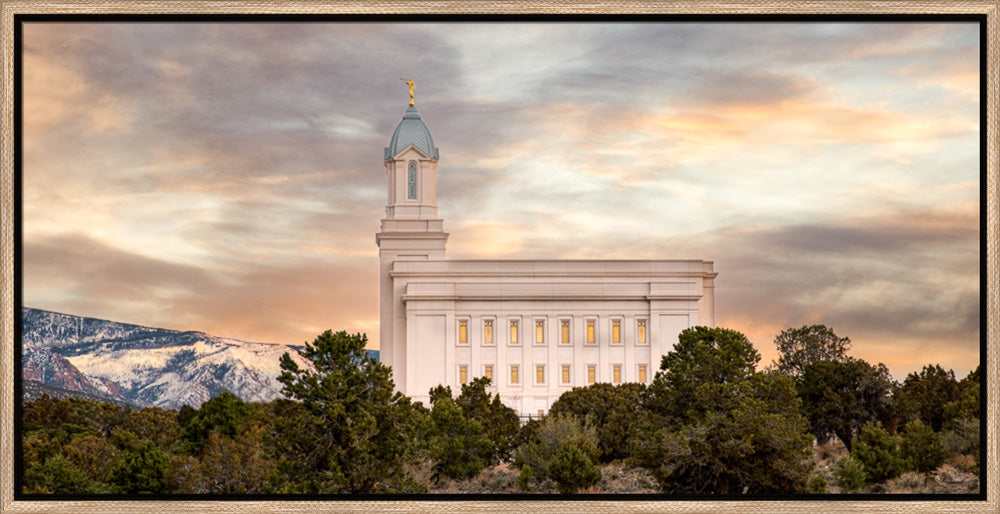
left=401, top=78, right=415, bottom=106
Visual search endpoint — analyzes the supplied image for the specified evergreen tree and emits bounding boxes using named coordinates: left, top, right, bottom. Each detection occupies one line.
left=176, top=390, right=248, bottom=454
left=897, top=364, right=961, bottom=431
left=547, top=440, right=601, bottom=493
left=943, top=366, right=981, bottom=425
left=23, top=454, right=103, bottom=494
left=772, top=324, right=851, bottom=377
left=427, top=395, right=492, bottom=479
left=631, top=326, right=813, bottom=494
left=169, top=427, right=275, bottom=493
left=797, top=358, right=894, bottom=450
left=126, top=407, right=181, bottom=453
left=851, top=422, right=903, bottom=484
left=107, top=440, right=169, bottom=493
left=899, top=419, right=946, bottom=473
left=63, top=435, right=118, bottom=485
left=271, top=330, right=421, bottom=493
left=939, top=365, right=981, bottom=466
left=454, top=377, right=520, bottom=464
left=548, top=382, right=645, bottom=462
left=833, top=455, right=866, bottom=492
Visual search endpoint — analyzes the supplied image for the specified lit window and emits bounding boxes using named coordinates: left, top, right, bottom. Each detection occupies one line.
left=458, top=320, right=468, bottom=344
left=536, top=320, right=545, bottom=344
left=586, top=320, right=596, bottom=344
left=561, top=365, right=570, bottom=384
left=612, top=319, right=621, bottom=344
left=537, top=409, right=544, bottom=418
left=637, top=319, right=647, bottom=344
left=483, top=319, right=493, bottom=344
left=561, top=320, right=570, bottom=344
left=459, top=365, right=468, bottom=384
left=613, top=365, right=622, bottom=384
left=484, top=365, right=493, bottom=381
left=510, top=320, right=519, bottom=344
left=587, top=365, right=596, bottom=384
left=407, top=161, right=417, bottom=199
left=510, top=365, right=519, bottom=384
left=536, top=365, right=545, bottom=384
left=638, top=364, right=647, bottom=383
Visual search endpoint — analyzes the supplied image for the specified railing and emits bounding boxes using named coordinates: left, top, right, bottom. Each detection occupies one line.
left=518, top=413, right=544, bottom=425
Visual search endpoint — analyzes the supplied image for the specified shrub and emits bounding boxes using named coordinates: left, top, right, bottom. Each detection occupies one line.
left=851, top=422, right=903, bottom=484
left=940, top=417, right=979, bottom=457
left=515, top=413, right=599, bottom=479
left=107, top=440, right=169, bottom=493
left=548, top=382, right=645, bottom=462
left=807, top=472, right=827, bottom=493
left=547, top=440, right=601, bottom=494
left=899, top=420, right=946, bottom=473
left=516, top=464, right=533, bottom=491
left=833, top=455, right=866, bottom=492
left=23, top=454, right=102, bottom=494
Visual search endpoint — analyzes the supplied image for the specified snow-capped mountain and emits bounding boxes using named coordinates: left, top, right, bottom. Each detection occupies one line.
left=21, top=307, right=320, bottom=409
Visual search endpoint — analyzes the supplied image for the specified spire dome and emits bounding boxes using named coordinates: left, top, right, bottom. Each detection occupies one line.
left=385, top=105, right=439, bottom=160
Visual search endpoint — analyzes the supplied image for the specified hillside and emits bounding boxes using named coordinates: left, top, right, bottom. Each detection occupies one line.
left=21, top=307, right=330, bottom=409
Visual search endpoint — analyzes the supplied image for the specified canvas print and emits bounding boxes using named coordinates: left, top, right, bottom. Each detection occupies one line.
left=18, top=21, right=982, bottom=496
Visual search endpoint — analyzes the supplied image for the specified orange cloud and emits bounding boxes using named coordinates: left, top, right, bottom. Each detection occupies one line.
left=23, top=36, right=134, bottom=135
left=448, top=221, right=531, bottom=258
left=653, top=97, right=975, bottom=151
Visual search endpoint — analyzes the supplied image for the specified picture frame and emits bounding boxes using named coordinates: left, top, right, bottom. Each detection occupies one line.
left=1, top=1, right=996, bottom=512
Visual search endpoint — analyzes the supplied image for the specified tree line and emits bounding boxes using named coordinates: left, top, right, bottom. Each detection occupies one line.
left=21, top=325, right=981, bottom=494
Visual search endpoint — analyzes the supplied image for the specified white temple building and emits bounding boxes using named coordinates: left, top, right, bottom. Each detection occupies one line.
left=376, top=93, right=717, bottom=416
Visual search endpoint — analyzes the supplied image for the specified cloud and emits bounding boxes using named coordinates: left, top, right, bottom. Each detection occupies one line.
left=24, top=234, right=380, bottom=346
left=702, top=207, right=979, bottom=379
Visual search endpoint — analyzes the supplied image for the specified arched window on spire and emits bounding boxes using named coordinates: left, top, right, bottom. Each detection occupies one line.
left=407, top=161, right=417, bottom=199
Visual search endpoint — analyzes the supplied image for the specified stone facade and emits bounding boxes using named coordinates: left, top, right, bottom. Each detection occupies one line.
left=377, top=103, right=716, bottom=414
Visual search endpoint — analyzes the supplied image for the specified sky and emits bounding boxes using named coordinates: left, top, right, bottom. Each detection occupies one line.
left=20, top=21, right=982, bottom=380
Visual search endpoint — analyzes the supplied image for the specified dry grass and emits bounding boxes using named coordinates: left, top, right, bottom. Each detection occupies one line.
left=421, top=445, right=982, bottom=495
left=936, top=463, right=963, bottom=483
left=806, top=440, right=983, bottom=495
left=464, top=463, right=520, bottom=493
left=930, top=463, right=980, bottom=494
left=810, top=440, right=849, bottom=493
left=946, top=454, right=976, bottom=473
left=596, top=461, right=659, bottom=493
left=814, top=439, right=848, bottom=467
left=886, top=471, right=928, bottom=493
left=425, top=461, right=658, bottom=494
left=812, top=440, right=849, bottom=473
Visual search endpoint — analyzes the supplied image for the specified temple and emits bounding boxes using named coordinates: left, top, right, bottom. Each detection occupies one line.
left=376, top=90, right=717, bottom=415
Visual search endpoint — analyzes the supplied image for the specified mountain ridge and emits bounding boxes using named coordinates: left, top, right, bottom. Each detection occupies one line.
left=19, top=307, right=353, bottom=409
